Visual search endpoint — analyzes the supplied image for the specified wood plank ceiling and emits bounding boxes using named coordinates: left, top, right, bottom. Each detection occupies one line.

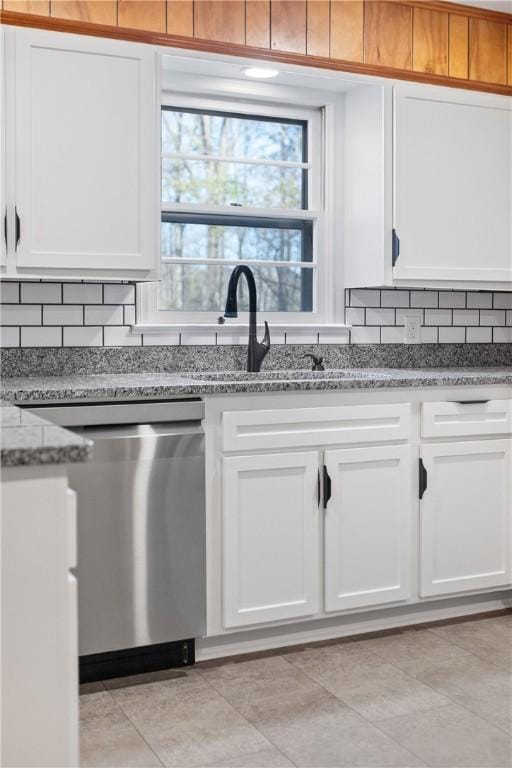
left=1, top=0, right=511, bottom=90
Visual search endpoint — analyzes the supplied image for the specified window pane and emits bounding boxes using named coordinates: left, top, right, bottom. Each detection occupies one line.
left=158, top=263, right=313, bottom=312
left=162, top=159, right=304, bottom=208
left=161, top=218, right=312, bottom=264
left=162, top=109, right=305, bottom=163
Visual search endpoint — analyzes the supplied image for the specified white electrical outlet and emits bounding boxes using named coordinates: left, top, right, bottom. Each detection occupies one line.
left=404, top=315, right=421, bottom=344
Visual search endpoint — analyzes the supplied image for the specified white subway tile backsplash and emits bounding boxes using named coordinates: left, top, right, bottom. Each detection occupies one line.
left=493, top=293, right=512, bottom=309
left=43, top=305, right=83, bottom=325
left=1, top=304, right=41, bottom=325
left=103, top=284, right=135, bottom=304
left=421, top=327, right=438, bottom=343
left=350, top=289, right=380, bottom=307
left=63, top=326, right=103, bottom=347
left=0, top=282, right=20, bottom=303
left=21, top=327, right=62, bottom=347
left=424, top=309, right=452, bottom=326
left=467, top=292, right=492, bottom=309
left=350, top=326, right=380, bottom=344
left=345, top=307, right=365, bottom=326
left=410, top=291, right=438, bottom=308
left=493, top=327, right=512, bottom=343
left=0, top=326, right=20, bottom=347
left=480, top=310, right=506, bottom=326
left=63, top=283, right=103, bottom=304
left=85, top=305, right=123, bottom=325
left=466, top=327, right=492, bottom=343
left=1, top=281, right=512, bottom=348
left=365, top=308, right=395, bottom=326
left=439, top=327, right=465, bottom=343
left=142, top=332, right=180, bottom=346
left=103, top=326, right=141, bottom=346
left=21, top=283, right=61, bottom=304
left=381, top=327, right=404, bottom=344
left=453, top=309, right=479, bottom=326
left=438, top=291, right=466, bottom=309
left=123, top=305, right=136, bottom=325
left=381, top=290, right=409, bottom=308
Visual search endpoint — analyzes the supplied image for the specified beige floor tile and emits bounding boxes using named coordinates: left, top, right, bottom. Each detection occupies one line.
left=112, top=677, right=270, bottom=768
left=394, top=651, right=512, bottom=734
left=239, top=687, right=425, bottom=767
left=80, top=691, right=162, bottom=767
left=199, top=655, right=323, bottom=708
left=357, top=627, right=469, bottom=669
left=285, top=638, right=384, bottom=677
left=198, top=747, right=294, bottom=767
left=430, top=616, right=512, bottom=671
left=287, top=644, right=451, bottom=722
left=377, top=702, right=512, bottom=767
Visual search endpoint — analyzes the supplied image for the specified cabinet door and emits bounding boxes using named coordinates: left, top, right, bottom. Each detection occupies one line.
left=420, top=440, right=512, bottom=597
left=324, top=445, right=411, bottom=612
left=13, top=29, right=158, bottom=278
left=223, top=452, right=320, bottom=628
left=394, top=87, right=512, bottom=283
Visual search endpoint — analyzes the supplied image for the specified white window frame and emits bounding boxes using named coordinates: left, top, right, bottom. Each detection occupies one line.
left=137, top=80, right=344, bottom=333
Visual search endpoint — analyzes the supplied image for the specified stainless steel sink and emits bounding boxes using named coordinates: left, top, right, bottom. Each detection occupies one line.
left=186, top=369, right=391, bottom=382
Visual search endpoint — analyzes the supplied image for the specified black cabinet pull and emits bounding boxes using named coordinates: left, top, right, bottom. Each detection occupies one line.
left=323, top=465, right=332, bottom=509
left=317, top=469, right=321, bottom=507
left=419, top=458, right=428, bottom=500
left=14, top=207, right=20, bottom=251
left=453, top=400, right=489, bottom=406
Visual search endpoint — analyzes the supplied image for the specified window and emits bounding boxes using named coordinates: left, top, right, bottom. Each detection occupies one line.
left=138, top=89, right=340, bottom=329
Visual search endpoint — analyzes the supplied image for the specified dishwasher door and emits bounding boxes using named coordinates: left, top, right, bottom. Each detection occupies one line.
left=67, top=422, right=205, bottom=656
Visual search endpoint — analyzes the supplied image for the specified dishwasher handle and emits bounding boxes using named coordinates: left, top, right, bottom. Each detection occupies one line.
left=23, top=399, right=204, bottom=427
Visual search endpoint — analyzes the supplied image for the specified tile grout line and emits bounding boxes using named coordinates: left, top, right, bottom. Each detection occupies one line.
left=100, top=686, right=166, bottom=767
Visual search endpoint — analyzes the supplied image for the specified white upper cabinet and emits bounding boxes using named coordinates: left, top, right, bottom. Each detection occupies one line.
left=344, top=83, right=512, bottom=290
left=394, top=88, right=511, bottom=284
left=5, top=28, right=159, bottom=280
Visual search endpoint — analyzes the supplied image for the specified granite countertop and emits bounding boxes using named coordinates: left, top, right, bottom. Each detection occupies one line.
left=0, top=400, right=92, bottom=468
left=1, top=366, right=511, bottom=403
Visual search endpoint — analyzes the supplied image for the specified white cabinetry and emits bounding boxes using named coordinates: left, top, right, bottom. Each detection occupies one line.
left=3, top=27, right=159, bottom=280
left=1, top=468, right=78, bottom=767
left=222, top=452, right=320, bottom=628
left=345, top=83, right=512, bottom=290
left=324, top=445, right=411, bottom=612
left=420, top=439, right=512, bottom=597
left=219, top=402, right=414, bottom=631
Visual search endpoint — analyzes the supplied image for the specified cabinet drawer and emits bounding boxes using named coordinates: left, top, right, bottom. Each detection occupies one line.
left=222, top=404, right=411, bottom=452
left=421, top=399, right=512, bottom=438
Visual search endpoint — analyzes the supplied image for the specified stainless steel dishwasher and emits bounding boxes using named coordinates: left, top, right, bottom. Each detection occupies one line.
left=24, top=400, right=206, bottom=681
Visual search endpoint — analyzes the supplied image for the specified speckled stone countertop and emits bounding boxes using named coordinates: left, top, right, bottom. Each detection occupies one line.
left=0, top=400, right=92, bottom=468
left=1, top=367, right=511, bottom=403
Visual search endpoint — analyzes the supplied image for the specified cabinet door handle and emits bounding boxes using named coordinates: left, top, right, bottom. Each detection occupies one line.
left=14, top=207, right=20, bottom=251
left=3, top=209, right=6, bottom=249
left=323, top=465, right=332, bottom=509
left=317, top=469, right=321, bottom=508
left=453, top=400, right=490, bottom=406
left=419, top=458, right=428, bottom=500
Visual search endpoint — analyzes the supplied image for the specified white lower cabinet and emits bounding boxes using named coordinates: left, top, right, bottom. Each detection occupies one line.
left=324, top=445, right=412, bottom=612
left=222, top=451, right=320, bottom=628
left=420, top=440, right=512, bottom=597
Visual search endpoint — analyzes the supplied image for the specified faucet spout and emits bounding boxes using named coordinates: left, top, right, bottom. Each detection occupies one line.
left=224, top=265, right=271, bottom=372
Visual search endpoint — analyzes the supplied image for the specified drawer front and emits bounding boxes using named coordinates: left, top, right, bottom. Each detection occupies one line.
left=222, top=403, right=411, bottom=452
left=422, top=399, right=512, bottom=438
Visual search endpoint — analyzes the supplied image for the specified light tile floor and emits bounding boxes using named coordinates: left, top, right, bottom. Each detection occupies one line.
left=80, top=613, right=512, bottom=768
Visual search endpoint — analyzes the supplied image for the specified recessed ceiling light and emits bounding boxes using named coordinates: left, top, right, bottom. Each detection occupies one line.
left=242, top=67, right=279, bottom=79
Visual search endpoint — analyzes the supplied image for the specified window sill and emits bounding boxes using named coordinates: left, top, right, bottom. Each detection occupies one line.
left=131, top=323, right=350, bottom=345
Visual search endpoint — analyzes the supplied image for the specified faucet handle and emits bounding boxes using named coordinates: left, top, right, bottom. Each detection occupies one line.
left=302, top=353, right=325, bottom=371
left=261, top=321, right=270, bottom=349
